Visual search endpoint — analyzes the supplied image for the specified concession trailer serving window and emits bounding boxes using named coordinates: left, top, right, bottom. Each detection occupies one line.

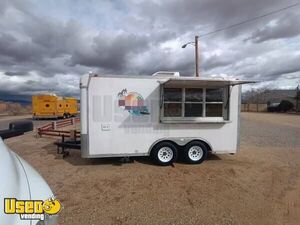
left=159, top=78, right=251, bottom=123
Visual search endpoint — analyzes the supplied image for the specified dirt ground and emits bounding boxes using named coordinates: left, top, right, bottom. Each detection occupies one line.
left=4, top=113, right=300, bottom=225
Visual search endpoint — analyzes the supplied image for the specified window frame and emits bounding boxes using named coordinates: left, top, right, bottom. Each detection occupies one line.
left=162, top=88, right=183, bottom=117
left=205, top=88, right=224, bottom=117
left=160, top=86, right=230, bottom=123
left=184, top=88, right=204, bottom=117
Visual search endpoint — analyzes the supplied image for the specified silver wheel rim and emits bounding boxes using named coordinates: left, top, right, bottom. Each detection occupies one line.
left=188, top=146, right=203, bottom=161
left=157, top=147, right=173, bottom=163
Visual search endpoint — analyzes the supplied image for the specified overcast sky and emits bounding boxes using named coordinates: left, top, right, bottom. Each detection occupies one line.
left=0, top=0, right=300, bottom=97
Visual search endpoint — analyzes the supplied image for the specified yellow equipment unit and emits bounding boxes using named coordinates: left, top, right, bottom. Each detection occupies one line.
left=63, top=97, right=78, bottom=116
left=32, top=95, right=78, bottom=119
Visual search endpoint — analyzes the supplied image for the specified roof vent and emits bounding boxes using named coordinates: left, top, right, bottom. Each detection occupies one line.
left=152, top=71, right=180, bottom=77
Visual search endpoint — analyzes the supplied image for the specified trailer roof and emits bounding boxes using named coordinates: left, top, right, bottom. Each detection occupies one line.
left=160, top=78, right=256, bottom=88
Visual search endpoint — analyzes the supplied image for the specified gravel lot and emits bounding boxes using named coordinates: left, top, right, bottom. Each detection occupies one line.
left=3, top=112, right=300, bottom=225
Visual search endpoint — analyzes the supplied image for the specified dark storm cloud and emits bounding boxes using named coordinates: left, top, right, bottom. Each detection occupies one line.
left=0, top=0, right=299, bottom=96
left=71, top=33, right=150, bottom=72
left=133, top=52, right=195, bottom=76
left=0, top=0, right=31, bottom=15
left=4, top=71, right=28, bottom=76
left=247, top=13, right=300, bottom=43
left=211, top=50, right=300, bottom=82
left=264, top=55, right=300, bottom=78
left=21, top=18, right=85, bottom=57
left=0, top=32, right=44, bottom=63
left=135, top=0, right=294, bottom=37
left=203, top=54, right=236, bottom=71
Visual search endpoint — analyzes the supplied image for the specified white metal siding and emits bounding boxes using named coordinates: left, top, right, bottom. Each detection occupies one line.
left=85, top=76, right=240, bottom=157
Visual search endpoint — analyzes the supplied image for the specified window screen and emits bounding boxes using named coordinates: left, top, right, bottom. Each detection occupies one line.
left=185, top=103, right=203, bottom=117
left=205, top=88, right=223, bottom=117
left=206, top=89, right=223, bottom=102
left=164, top=103, right=182, bottom=117
left=162, top=87, right=227, bottom=119
left=163, top=88, right=182, bottom=117
left=164, top=88, right=182, bottom=102
left=206, top=104, right=223, bottom=117
left=185, top=88, right=203, bottom=102
left=185, top=88, right=203, bottom=117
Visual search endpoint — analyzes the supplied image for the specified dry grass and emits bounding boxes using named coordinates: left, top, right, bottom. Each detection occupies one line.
left=4, top=112, right=300, bottom=225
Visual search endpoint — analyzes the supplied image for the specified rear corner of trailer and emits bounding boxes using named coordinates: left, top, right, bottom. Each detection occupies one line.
left=80, top=74, right=90, bottom=158
left=205, top=82, right=242, bottom=155
left=228, top=84, right=242, bottom=154
left=222, top=81, right=249, bottom=155
left=231, top=81, right=254, bottom=154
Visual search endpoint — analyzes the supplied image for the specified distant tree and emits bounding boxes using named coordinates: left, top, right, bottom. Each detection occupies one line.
left=297, top=90, right=300, bottom=99
left=278, top=100, right=294, bottom=112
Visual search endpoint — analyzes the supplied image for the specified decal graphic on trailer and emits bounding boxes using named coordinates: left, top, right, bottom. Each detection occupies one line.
left=118, top=89, right=150, bottom=115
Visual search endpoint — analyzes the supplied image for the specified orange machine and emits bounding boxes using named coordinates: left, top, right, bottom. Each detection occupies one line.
left=32, top=95, right=78, bottom=119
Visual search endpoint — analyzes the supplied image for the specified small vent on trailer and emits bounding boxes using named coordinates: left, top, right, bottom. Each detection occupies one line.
left=152, top=71, right=180, bottom=77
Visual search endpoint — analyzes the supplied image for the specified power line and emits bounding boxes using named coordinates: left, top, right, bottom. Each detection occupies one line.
left=198, top=2, right=300, bottom=38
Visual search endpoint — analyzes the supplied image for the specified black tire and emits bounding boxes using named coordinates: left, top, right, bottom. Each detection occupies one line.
left=182, top=141, right=208, bottom=164
left=150, top=142, right=178, bottom=166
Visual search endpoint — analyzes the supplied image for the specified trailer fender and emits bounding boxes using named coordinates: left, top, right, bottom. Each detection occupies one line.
left=148, top=137, right=212, bottom=155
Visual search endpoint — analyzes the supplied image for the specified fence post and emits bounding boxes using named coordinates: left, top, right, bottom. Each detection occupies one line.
left=71, top=118, right=75, bottom=125
left=52, top=121, right=57, bottom=130
left=37, top=128, right=41, bottom=137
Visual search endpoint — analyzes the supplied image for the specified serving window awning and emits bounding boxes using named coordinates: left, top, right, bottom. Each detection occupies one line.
left=159, top=78, right=256, bottom=88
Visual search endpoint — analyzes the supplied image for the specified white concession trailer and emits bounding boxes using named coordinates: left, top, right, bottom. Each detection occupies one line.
left=80, top=72, right=252, bottom=165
